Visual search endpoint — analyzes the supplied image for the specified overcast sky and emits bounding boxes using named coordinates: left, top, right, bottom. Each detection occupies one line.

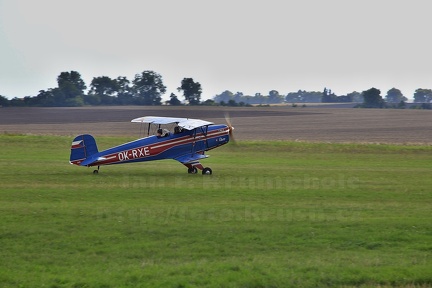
left=1, top=0, right=431, bottom=101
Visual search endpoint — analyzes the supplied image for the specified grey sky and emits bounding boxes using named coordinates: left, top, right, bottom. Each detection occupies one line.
left=1, top=0, right=430, bottom=101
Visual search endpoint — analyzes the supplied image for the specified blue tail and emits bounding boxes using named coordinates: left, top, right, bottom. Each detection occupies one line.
left=69, top=134, right=99, bottom=165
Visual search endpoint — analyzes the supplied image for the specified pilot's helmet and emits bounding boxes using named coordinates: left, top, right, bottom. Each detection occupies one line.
left=157, top=128, right=163, bottom=135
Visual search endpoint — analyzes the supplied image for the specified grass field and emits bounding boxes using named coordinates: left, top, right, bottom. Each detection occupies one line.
left=1, top=134, right=431, bottom=287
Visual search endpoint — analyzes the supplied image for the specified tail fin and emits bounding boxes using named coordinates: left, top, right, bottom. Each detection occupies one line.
left=69, top=134, right=99, bottom=165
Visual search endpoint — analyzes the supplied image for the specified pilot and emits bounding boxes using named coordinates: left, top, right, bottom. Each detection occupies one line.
left=156, top=128, right=163, bottom=137
left=156, top=128, right=170, bottom=137
left=162, top=129, right=170, bottom=137
left=174, top=126, right=183, bottom=134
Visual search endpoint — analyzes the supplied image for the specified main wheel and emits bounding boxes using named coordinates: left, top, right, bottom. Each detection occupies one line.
left=188, top=167, right=198, bottom=174
left=93, top=170, right=99, bottom=174
left=202, top=167, right=212, bottom=175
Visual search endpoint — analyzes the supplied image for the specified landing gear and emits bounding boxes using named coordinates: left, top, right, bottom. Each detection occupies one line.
left=187, top=166, right=212, bottom=175
left=93, top=166, right=100, bottom=174
left=202, top=167, right=212, bottom=175
left=188, top=167, right=198, bottom=174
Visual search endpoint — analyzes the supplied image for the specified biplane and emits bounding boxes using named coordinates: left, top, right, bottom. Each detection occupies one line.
left=69, top=116, right=234, bottom=175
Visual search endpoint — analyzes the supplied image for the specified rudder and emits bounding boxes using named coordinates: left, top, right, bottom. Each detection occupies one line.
left=69, top=134, right=99, bottom=165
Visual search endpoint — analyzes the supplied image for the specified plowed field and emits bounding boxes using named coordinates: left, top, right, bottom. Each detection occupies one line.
left=1, top=106, right=431, bottom=144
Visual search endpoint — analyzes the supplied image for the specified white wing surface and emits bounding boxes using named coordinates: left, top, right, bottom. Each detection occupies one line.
left=131, top=116, right=185, bottom=124
left=178, top=119, right=213, bottom=130
left=131, top=116, right=213, bottom=130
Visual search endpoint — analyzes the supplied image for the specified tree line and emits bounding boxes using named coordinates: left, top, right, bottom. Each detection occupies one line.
left=0, top=70, right=201, bottom=107
left=214, top=87, right=432, bottom=107
left=1, top=70, right=431, bottom=107
left=356, top=87, right=432, bottom=109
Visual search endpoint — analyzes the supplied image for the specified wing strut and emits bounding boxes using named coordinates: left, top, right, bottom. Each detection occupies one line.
left=203, top=125, right=209, bottom=149
left=190, top=125, right=210, bottom=153
left=191, top=128, right=197, bottom=153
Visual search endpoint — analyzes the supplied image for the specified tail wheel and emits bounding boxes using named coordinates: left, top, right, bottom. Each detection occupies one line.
left=202, top=167, right=212, bottom=175
left=188, top=167, right=198, bottom=174
left=93, top=166, right=100, bottom=174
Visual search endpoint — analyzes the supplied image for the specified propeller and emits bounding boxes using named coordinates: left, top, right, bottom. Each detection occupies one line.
left=224, top=112, right=236, bottom=144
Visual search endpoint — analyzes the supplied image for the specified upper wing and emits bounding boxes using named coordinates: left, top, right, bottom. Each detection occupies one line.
left=131, top=116, right=213, bottom=130
left=131, top=116, right=186, bottom=125
left=177, top=119, right=213, bottom=130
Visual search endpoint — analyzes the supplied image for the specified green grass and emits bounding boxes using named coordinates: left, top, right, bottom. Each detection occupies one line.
left=0, top=135, right=431, bottom=287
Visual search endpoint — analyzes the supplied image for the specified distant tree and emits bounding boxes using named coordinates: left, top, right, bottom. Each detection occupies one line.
left=322, top=87, right=337, bottom=102
left=57, top=71, right=87, bottom=93
left=56, top=71, right=87, bottom=106
left=33, top=89, right=56, bottom=106
left=362, top=87, right=384, bottom=108
left=321, top=88, right=354, bottom=103
left=5, top=71, right=86, bottom=107
left=9, top=97, right=25, bottom=106
left=88, top=76, right=119, bottom=105
left=0, top=95, right=10, bottom=106
left=57, top=71, right=86, bottom=97
left=168, top=93, right=182, bottom=105
left=348, top=91, right=363, bottom=102
left=268, top=90, right=284, bottom=104
left=397, top=100, right=406, bottom=109
left=243, top=95, right=252, bottom=104
left=214, top=90, right=234, bottom=104
left=89, top=76, right=118, bottom=96
left=115, top=76, right=134, bottom=105
left=420, top=103, right=432, bottom=109
left=286, top=91, right=302, bottom=103
left=83, top=93, right=101, bottom=106
left=227, top=99, right=238, bottom=106
left=246, top=95, right=258, bottom=104
left=385, top=88, right=407, bottom=103
left=178, top=78, right=202, bottom=105
left=202, top=99, right=216, bottom=106
left=413, top=88, right=432, bottom=103
left=233, top=92, right=244, bottom=103
left=286, top=90, right=322, bottom=103
left=253, top=93, right=267, bottom=105
left=337, top=95, right=353, bottom=102
left=132, top=71, right=166, bottom=105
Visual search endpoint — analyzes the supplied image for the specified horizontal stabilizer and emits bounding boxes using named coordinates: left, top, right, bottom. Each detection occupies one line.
left=80, top=156, right=99, bottom=166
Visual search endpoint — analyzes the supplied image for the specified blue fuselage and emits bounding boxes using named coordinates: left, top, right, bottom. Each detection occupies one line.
left=81, top=124, right=230, bottom=167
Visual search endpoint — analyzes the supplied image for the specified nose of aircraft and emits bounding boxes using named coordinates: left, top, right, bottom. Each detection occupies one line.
left=224, top=113, right=236, bottom=143
left=229, top=125, right=235, bottom=140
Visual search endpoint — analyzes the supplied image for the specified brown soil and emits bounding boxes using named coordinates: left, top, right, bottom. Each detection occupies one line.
left=1, top=106, right=431, bottom=144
